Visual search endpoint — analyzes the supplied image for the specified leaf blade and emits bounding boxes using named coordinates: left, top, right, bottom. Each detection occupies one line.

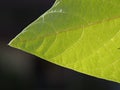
left=9, top=0, right=120, bottom=83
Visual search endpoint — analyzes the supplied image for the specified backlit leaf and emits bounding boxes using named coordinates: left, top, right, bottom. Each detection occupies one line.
left=9, top=0, right=120, bottom=83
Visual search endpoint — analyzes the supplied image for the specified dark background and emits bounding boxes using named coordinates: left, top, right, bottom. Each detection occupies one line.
left=0, top=0, right=120, bottom=89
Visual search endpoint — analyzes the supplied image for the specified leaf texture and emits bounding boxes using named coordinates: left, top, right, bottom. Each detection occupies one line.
left=9, top=0, right=120, bottom=83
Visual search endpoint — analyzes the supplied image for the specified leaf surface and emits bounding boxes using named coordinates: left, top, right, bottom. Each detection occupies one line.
left=9, top=0, right=120, bottom=83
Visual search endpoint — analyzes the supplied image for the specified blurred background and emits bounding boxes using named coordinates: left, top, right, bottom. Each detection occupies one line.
left=0, top=0, right=120, bottom=89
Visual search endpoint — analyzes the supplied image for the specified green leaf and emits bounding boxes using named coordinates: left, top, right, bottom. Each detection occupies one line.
left=9, top=0, right=120, bottom=83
